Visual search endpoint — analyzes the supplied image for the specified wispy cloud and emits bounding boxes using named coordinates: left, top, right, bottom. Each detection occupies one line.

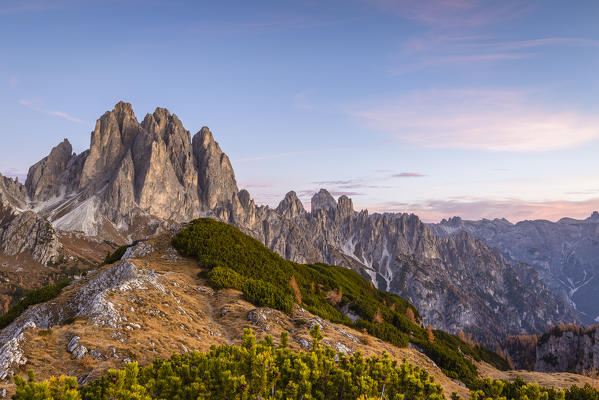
left=312, top=178, right=392, bottom=190
left=352, top=89, right=599, bottom=152
left=8, top=77, right=18, bottom=88
left=393, top=35, right=599, bottom=74
left=297, top=189, right=364, bottom=202
left=364, top=0, right=530, bottom=29
left=403, top=35, right=599, bottom=55
left=187, top=14, right=354, bottom=36
left=393, top=172, right=427, bottom=178
left=564, top=189, right=599, bottom=196
left=19, top=99, right=88, bottom=124
left=373, top=197, right=599, bottom=223
left=313, top=180, right=357, bottom=186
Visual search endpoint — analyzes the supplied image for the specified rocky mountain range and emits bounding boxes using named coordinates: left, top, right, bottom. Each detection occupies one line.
left=429, top=215, right=599, bottom=325
left=0, top=102, right=579, bottom=346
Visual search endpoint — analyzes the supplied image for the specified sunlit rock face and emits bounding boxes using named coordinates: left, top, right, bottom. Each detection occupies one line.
left=17, top=102, right=238, bottom=238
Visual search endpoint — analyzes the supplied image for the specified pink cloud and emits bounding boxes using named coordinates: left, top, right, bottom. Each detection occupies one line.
left=393, top=172, right=426, bottom=178
left=372, top=197, right=599, bottom=223
left=352, top=89, right=599, bottom=152
left=396, top=32, right=599, bottom=74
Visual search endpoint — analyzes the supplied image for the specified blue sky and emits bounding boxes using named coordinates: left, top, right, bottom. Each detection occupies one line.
left=1, top=0, right=598, bottom=222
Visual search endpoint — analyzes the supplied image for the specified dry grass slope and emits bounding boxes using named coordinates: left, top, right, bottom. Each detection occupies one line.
left=0, top=232, right=595, bottom=399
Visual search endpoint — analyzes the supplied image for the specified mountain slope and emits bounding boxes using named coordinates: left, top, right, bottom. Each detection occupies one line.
left=0, top=228, right=596, bottom=399
left=173, top=218, right=512, bottom=382
left=0, top=232, right=472, bottom=398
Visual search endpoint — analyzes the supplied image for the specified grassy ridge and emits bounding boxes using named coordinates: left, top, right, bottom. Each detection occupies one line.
left=172, top=218, right=510, bottom=385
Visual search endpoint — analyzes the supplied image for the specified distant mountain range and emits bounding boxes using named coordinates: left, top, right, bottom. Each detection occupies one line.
left=0, top=101, right=585, bottom=346
left=429, top=214, right=599, bottom=325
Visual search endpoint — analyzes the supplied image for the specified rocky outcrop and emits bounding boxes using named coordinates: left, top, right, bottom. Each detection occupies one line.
left=275, top=191, right=305, bottom=219
left=0, top=211, right=60, bottom=264
left=505, top=325, right=599, bottom=374
left=0, top=173, right=60, bottom=265
left=0, top=259, right=161, bottom=379
left=25, top=139, right=74, bottom=202
left=66, top=336, right=88, bottom=360
left=429, top=213, right=599, bottom=325
left=193, top=126, right=238, bottom=210
left=0, top=174, right=27, bottom=210
left=311, top=189, right=338, bottom=212
left=535, top=326, right=599, bottom=373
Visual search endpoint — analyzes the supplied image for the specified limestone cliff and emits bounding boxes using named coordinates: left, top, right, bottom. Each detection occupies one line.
left=504, top=325, right=599, bottom=374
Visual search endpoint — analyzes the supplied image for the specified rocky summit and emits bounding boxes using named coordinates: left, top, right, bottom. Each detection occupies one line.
left=0, top=102, right=578, bottom=346
left=22, top=102, right=238, bottom=239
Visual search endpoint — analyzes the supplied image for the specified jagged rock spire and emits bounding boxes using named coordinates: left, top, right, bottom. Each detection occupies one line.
left=277, top=191, right=306, bottom=219
left=25, top=138, right=73, bottom=201
left=311, top=189, right=337, bottom=212
left=80, top=101, right=142, bottom=191
left=192, top=126, right=238, bottom=209
left=337, top=195, right=354, bottom=218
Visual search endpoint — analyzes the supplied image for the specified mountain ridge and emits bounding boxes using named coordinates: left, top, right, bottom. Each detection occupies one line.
left=0, top=101, right=578, bottom=346
left=429, top=213, right=599, bottom=324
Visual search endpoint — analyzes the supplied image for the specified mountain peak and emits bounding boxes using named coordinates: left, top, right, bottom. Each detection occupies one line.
left=276, top=191, right=306, bottom=219
left=337, top=195, right=354, bottom=217
left=196, top=126, right=215, bottom=147
left=311, top=189, right=336, bottom=212
left=25, top=138, right=74, bottom=201
left=113, top=100, right=135, bottom=116
left=192, top=126, right=238, bottom=209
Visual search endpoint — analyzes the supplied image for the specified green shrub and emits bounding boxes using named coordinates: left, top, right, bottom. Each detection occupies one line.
left=101, top=244, right=132, bottom=266
left=0, top=280, right=70, bottom=330
left=466, top=376, right=599, bottom=400
left=206, top=266, right=244, bottom=290
left=15, top=329, right=446, bottom=400
left=242, top=278, right=294, bottom=313
left=172, top=218, right=510, bottom=385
